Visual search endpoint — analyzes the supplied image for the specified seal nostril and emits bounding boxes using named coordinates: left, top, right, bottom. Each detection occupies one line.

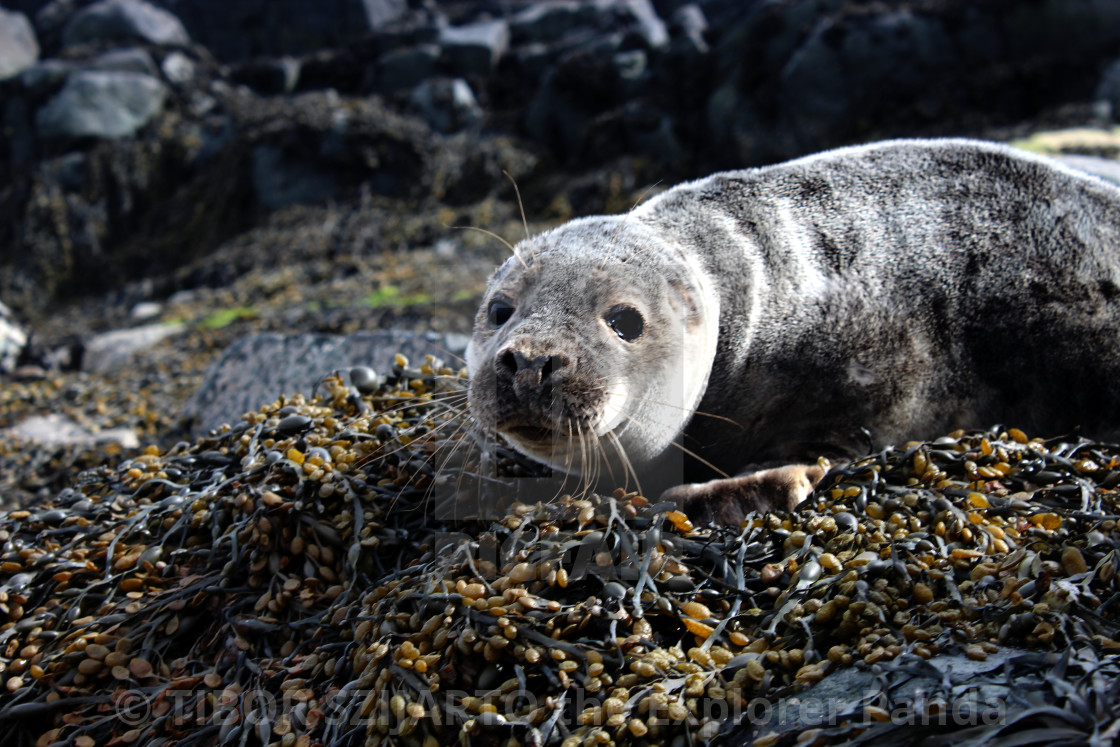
left=498, top=350, right=519, bottom=375
left=540, top=354, right=570, bottom=382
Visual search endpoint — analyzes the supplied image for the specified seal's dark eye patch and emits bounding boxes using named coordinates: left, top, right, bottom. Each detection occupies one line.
left=488, top=300, right=514, bottom=327
left=605, top=305, right=644, bottom=341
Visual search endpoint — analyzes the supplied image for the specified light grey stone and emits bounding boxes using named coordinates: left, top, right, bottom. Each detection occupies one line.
left=82, top=322, right=186, bottom=374
left=160, top=51, right=196, bottom=84
left=36, top=70, right=168, bottom=139
left=4, top=414, right=139, bottom=449
left=130, top=301, right=164, bottom=321
left=0, top=9, right=40, bottom=81
left=62, top=0, right=190, bottom=48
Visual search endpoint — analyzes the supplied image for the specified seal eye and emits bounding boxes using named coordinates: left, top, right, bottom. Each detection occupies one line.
left=605, top=305, right=644, bottom=342
left=488, top=300, right=514, bottom=327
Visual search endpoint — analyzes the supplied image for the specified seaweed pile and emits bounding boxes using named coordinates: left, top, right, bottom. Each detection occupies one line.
left=0, top=355, right=1118, bottom=747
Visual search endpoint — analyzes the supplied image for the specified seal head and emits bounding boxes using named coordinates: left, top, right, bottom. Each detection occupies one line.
left=466, top=216, right=719, bottom=484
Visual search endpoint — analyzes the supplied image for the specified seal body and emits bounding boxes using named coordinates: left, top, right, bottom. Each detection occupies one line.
left=467, top=139, right=1120, bottom=522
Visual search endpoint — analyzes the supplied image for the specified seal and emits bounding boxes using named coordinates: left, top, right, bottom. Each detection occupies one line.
left=466, top=138, right=1120, bottom=524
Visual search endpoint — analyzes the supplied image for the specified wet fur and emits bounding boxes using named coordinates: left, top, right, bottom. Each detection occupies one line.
left=468, top=139, right=1120, bottom=522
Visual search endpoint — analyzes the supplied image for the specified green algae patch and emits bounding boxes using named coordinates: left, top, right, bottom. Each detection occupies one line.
left=364, top=284, right=432, bottom=308
left=199, top=306, right=257, bottom=329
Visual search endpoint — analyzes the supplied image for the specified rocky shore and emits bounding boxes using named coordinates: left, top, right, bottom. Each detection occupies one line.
left=3, top=1, right=1120, bottom=745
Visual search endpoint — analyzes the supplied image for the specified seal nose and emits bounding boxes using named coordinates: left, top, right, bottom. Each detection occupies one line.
left=498, top=349, right=567, bottom=379
left=496, top=348, right=571, bottom=398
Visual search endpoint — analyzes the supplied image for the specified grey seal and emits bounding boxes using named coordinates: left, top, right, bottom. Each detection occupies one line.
left=466, top=138, right=1120, bottom=523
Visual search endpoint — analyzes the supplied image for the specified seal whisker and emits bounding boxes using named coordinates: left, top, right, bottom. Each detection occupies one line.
left=503, top=169, right=538, bottom=265
left=608, top=406, right=733, bottom=481
left=426, top=418, right=487, bottom=517
left=605, top=429, right=643, bottom=496
left=620, top=392, right=746, bottom=430
left=450, top=224, right=528, bottom=269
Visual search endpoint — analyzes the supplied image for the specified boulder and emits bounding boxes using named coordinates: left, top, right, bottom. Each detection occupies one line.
left=375, top=44, right=440, bottom=91
left=35, top=69, right=168, bottom=139
left=180, top=331, right=469, bottom=435
left=61, top=0, right=190, bottom=48
left=0, top=8, right=39, bottom=81
left=440, top=18, right=511, bottom=76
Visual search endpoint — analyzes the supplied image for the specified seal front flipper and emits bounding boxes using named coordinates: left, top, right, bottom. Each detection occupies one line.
left=661, top=462, right=828, bottom=526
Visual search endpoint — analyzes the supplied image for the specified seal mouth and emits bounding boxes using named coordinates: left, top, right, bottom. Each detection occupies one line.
left=505, top=425, right=557, bottom=444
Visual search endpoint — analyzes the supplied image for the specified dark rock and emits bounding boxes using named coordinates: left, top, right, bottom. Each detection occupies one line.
left=251, top=144, right=342, bottom=210
left=523, top=33, right=632, bottom=160
left=156, top=0, right=409, bottom=63
left=0, top=8, right=40, bottom=81
left=1096, top=58, right=1120, bottom=120
left=35, top=69, right=168, bottom=140
left=705, top=0, right=1120, bottom=166
left=17, top=59, right=72, bottom=94
left=62, top=0, right=190, bottom=48
left=409, top=77, right=483, bottom=133
left=0, top=300, right=28, bottom=374
left=375, top=44, right=441, bottom=91
left=440, top=18, right=511, bottom=76
left=230, top=57, right=302, bottom=95
left=293, top=48, right=367, bottom=93
left=181, top=331, right=469, bottom=435
left=84, top=46, right=159, bottom=76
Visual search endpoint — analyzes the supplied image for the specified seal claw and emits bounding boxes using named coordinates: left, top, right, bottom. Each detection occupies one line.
left=662, top=463, right=827, bottom=526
